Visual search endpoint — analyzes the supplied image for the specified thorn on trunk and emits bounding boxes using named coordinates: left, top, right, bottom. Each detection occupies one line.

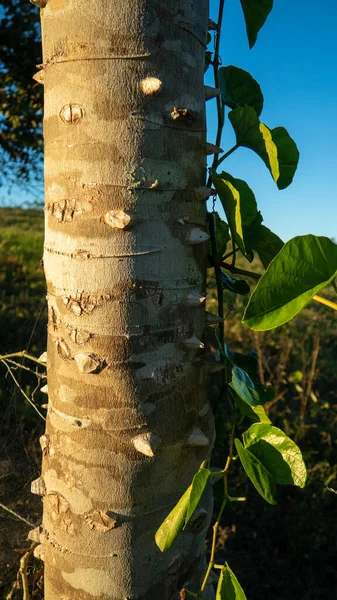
left=204, top=85, right=221, bottom=101
left=186, top=427, right=210, bottom=447
left=206, top=312, right=224, bottom=325
left=28, top=526, right=42, bottom=543
left=186, top=228, right=209, bottom=244
left=33, top=544, right=45, bottom=562
left=208, top=18, right=218, bottom=31
left=31, top=477, right=46, bottom=496
left=184, top=291, right=206, bottom=306
left=195, top=187, right=217, bottom=200
left=183, top=336, right=205, bottom=350
left=206, top=142, right=223, bottom=155
left=104, top=210, right=138, bottom=230
left=132, top=432, right=162, bottom=457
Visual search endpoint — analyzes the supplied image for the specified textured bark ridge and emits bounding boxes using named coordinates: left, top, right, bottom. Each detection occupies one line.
left=36, top=1, right=213, bottom=598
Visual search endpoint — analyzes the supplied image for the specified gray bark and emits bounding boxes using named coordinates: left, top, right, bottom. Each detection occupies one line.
left=32, top=1, right=214, bottom=598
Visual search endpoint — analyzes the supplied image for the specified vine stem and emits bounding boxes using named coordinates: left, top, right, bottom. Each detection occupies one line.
left=20, top=542, right=39, bottom=600
left=215, top=143, right=239, bottom=169
left=208, top=212, right=225, bottom=351
left=199, top=417, right=236, bottom=594
left=206, top=0, right=226, bottom=188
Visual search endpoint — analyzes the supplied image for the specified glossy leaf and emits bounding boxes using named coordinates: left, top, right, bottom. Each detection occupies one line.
left=212, top=171, right=259, bottom=255
left=235, top=438, right=277, bottom=504
left=228, top=106, right=299, bottom=189
left=233, top=392, right=271, bottom=424
left=155, top=466, right=211, bottom=551
left=155, top=485, right=191, bottom=551
left=230, top=366, right=266, bottom=406
left=218, top=65, right=264, bottom=115
left=224, top=344, right=258, bottom=379
left=243, top=235, right=337, bottom=331
left=220, top=271, right=250, bottom=295
left=252, top=225, right=284, bottom=269
left=184, top=467, right=211, bottom=526
left=216, top=563, right=247, bottom=599
left=239, top=0, right=274, bottom=49
left=243, top=424, right=307, bottom=487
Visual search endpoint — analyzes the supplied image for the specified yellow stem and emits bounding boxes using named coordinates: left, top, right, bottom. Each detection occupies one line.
left=313, top=295, right=337, bottom=311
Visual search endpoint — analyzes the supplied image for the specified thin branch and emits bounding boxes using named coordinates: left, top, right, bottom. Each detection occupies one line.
left=0, top=502, right=35, bottom=528
left=0, top=351, right=46, bottom=366
left=1, top=360, right=46, bottom=421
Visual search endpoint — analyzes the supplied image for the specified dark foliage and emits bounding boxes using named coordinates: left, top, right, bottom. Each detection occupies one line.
left=0, top=0, right=43, bottom=184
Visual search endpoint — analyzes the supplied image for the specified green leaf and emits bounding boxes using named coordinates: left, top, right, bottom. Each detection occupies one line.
left=220, top=271, right=250, bottom=296
left=212, top=212, right=231, bottom=259
left=235, top=438, right=277, bottom=504
left=243, top=235, right=337, bottom=331
left=184, top=467, right=211, bottom=526
left=216, top=563, right=247, bottom=599
left=224, top=344, right=258, bottom=379
left=228, top=106, right=299, bottom=189
left=155, top=467, right=210, bottom=551
left=243, top=423, right=307, bottom=487
left=233, top=392, right=271, bottom=424
left=251, top=225, right=284, bottom=269
left=212, top=171, right=260, bottom=256
left=155, top=486, right=191, bottom=552
left=218, top=65, right=264, bottom=116
left=239, top=0, right=274, bottom=49
left=230, top=366, right=266, bottom=406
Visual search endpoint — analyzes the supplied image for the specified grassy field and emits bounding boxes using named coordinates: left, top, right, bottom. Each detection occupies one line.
left=0, top=208, right=336, bottom=599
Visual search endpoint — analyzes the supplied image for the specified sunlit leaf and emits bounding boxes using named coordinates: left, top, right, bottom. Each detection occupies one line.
left=228, top=106, right=299, bottom=189
left=243, top=235, right=337, bottom=330
left=184, top=467, right=211, bottom=526
left=218, top=65, right=263, bottom=115
left=230, top=366, right=267, bottom=406
left=243, top=424, right=307, bottom=487
left=216, top=563, right=247, bottom=599
left=235, top=438, right=277, bottom=504
left=155, top=466, right=210, bottom=551
left=155, top=486, right=191, bottom=552
left=239, top=0, right=274, bottom=48
left=212, top=171, right=260, bottom=256
left=233, top=392, right=271, bottom=424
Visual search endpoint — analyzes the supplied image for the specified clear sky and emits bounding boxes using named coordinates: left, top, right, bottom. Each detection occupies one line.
left=206, top=0, right=337, bottom=241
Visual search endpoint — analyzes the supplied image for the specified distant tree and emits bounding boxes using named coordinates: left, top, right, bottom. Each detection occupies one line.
left=0, top=0, right=43, bottom=184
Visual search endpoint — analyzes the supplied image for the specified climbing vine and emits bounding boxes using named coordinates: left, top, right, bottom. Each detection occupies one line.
left=155, top=1, right=337, bottom=597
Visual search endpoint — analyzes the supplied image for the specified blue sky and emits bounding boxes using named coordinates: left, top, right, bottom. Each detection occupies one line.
left=207, top=0, right=337, bottom=241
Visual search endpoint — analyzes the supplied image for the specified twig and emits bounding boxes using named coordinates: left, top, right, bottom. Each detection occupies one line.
left=0, top=501, right=35, bottom=528
left=0, top=351, right=46, bottom=366
left=0, top=360, right=46, bottom=421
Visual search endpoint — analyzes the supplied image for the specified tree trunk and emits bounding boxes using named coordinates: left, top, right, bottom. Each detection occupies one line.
left=33, top=1, right=214, bottom=598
